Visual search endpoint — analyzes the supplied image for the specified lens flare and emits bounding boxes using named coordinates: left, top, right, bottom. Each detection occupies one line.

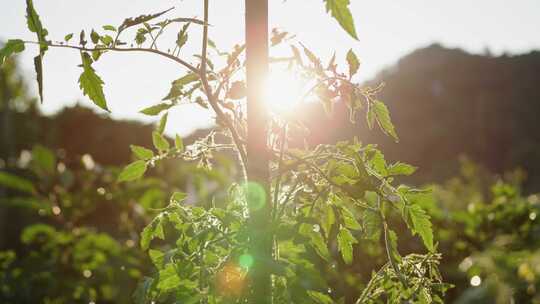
left=217, top=262, right=247, bottom=297
left=263, top=68, right=305, bottom=112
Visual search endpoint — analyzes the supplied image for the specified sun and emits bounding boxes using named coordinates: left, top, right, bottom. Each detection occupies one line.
left=263, top=67, right=306, bottom=112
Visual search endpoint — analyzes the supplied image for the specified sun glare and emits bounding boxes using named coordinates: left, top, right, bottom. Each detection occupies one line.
left=263, top=68, right=306, bottom=112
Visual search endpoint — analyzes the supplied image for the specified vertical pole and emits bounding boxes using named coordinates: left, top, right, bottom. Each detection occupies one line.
left=245, top=0, right=272, bottom=302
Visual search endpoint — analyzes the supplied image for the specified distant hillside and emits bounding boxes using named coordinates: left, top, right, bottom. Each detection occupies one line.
left=302, top=44, right=540, bottom=191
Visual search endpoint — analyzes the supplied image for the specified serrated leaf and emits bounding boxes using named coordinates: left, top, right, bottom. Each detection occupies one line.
left=307, top=290, right=334, bottom=304
left=324, top=0, right=358, bottom=40
left=171, top=191, right=187, bottom=203
left=406, top=204, right=434, bottom=252
left=373, top=100, right=398, bottom=142
left=26, top=0, right=48, bottom=51
left=337, top=226, right=357, bottom=264
left=175, top=134, right=184, bottom=152
left=299, top=224, right=329, bottom=260
left=26, top=0, right=47, bottom=103
left=0, top=172, right=35, bottom=194
left=346, top=49, right=360, bottom=78
left=78, top=52, right=109, bottom=111
left=340, top=206, right=361, bottom=230
left=321, top=203, right=335, bottom=238
left=369, top=149, right=387, bottom=177
left=0, top=39, right=25, bottom=66
left=140, top=214, right=166, bottom=250
left=139, top=103, right=173, bottom=116
left=361, top=209, right=381, bottom=240
left=152, top=131, right=169, bottom=152
left=388, top=162, right=417, bottom=176
left=157, top=264, right=181, bottom=291
left=33, top=55, right=44, bottom=103
left=118, top=160, right=147, bottom=182
left=130, top=145, right=154, bottom=160
left=157, top=113, right=168, bottom=134
left=118, top=7, right=173, bottom=32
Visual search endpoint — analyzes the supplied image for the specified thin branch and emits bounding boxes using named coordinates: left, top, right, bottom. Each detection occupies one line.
left=25, top=41, right=199, bottom=74
left=271, top=123, right=287, bottom=221
left=197, top=0, right=248, bottom=179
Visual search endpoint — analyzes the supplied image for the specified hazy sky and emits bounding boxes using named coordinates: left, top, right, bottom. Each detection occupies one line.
left=2, top=0, right=540, bottom=135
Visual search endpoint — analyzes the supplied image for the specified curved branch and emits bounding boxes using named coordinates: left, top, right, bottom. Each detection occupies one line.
left=25, top=41, right=200, bottom=74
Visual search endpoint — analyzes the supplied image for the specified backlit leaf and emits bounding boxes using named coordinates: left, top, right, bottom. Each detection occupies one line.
left=78, top=52, right=109, bottom=111
left=388, top=162, right=417, bottom=176
left=346, top=49, right=360, bottom=78
left=0, top=40, right=25, bottom=66
left=130, top=145, right=154, bottom=160
left=307, top=290, right=334, bottom=304
left=373, top=100, right=398, bottom=142
left=405, top=204, right=434, bottom=252
left=324, top=0, right=358, bottom=40
left=118, top=160, right=147, bottom=182
left=140, top=103, right=173, bottom=116
left=152, top=131, right=170, bottom=152
left=337, top=226, right=357, bottom=264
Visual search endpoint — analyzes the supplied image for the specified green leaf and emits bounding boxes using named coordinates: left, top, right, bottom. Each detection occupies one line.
left=366, top=103, right=375, bottom=129
left=102, top=25, right=117, bottom=32
left=369, top=149, right=387, bottom=177
left=346, top=49, right=360, bottom=78
left=0, top=40, right=25, bottom=66
left=321, top=203, right=335, bottom=238
left=176, top=22, right=190, bottom=49
left=140, top=214, right=166, bottom=250
left=78, top=52, right=109, bottom=111
left=340, top=206, right=361, bottom=230
left=118, top=7, right=173, bottom=32
left=152, top=131, right=170, bottom=152
left=405, top=204, right=434, bottom=252
left=26, top=0, right=47, bottom=103
left=118, top=160, right=147, bottom=182
left=148, top=249, right=165, bottom=269
left=171, top=191, right=187, bottom=203
left=25, top=0, right=48, bottom=51
left=0, top=172, right=35, bottom=194
left=373, top=100, right=398, bottom=142
left=139, top=103, right=173, bottom=116
left=388, top=162, right=417, bottom=176
left=130, top=145, right=154, bottom=160
left=324, top=0, right=358, bottom=40
left=33, top=55, right=44, bottom=103
left=175, top=134, right=184, bottom=152
left=64, top=33, right=73, bottom=42
left=361, top=209, right=381, bottom=240
left=307, top=290, right=334, bottom=304
left=90, top=29, right=100, bottom=44
left=31, top=145, right=55, bottom=174
left=163, top=73, right=199, bottom=101
left=157, top=264, right=181, bottom=291
left=337, top=226, right=357, bottom=264
left=299, top=224, right=329, bottom=261
left=157, top=113, right=168, bottom=134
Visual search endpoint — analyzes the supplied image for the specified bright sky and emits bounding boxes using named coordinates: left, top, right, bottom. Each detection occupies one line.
left=2, top=0, right=540, bottom=135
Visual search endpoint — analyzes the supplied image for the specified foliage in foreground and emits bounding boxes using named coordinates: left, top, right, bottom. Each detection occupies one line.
left=1, top=0, right=448, bottom=303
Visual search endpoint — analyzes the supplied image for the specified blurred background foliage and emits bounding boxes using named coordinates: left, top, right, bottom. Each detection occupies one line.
left=1, top=44, right=540, bottom=303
